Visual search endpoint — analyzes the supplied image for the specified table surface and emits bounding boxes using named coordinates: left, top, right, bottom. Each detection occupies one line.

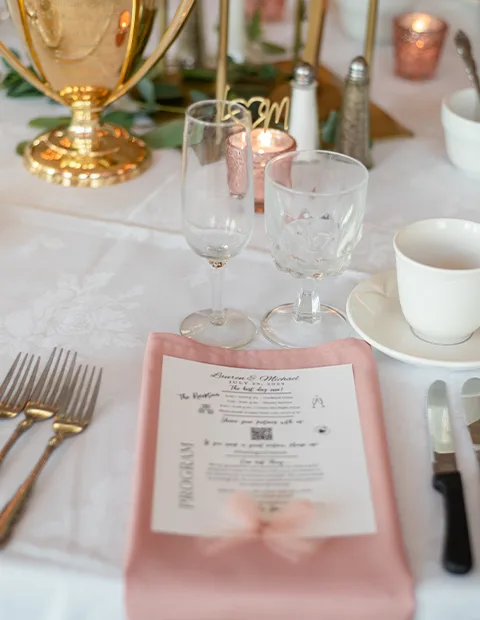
left=2, top=1, right=480, bottom=619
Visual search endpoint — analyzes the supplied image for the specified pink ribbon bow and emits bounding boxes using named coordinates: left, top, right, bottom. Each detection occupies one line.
left=200, top=492, right=318, bottom=562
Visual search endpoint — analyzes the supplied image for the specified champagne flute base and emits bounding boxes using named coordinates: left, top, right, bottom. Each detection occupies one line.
left=180, top=309, right=257, bottom=349
left=261, top=303, right=352, bottom=349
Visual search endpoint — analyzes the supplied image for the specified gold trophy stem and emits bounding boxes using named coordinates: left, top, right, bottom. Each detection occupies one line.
left=68, top=105, right=102, bottom=154
left=216, top=0, right=228, bottom=103
left=302, top=0, right=327, bottom=70
left=292, top=0, right=304, bottom=65
left=364, top=0, right=378, bottom=69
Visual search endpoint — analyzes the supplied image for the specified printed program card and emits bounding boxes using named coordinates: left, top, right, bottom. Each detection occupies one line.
left=151, top=357, right=376, bottom=538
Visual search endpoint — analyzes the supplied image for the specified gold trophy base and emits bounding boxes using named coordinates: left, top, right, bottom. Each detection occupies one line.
left=24, top=123, right=152, bottom=188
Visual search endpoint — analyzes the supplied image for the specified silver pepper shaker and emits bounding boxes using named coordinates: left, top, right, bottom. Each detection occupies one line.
left=288, top=61, right=320, bottom=150
left=335, top=56, right=372, bottom=169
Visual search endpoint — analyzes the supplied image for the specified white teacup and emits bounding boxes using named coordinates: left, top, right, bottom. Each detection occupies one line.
left=442, top=88, right=480, bottom=176
left=393, top=219, right=480, bottom=345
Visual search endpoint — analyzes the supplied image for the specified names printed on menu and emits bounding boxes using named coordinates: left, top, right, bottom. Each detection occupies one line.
left=151, top=357, right=376, bottom=538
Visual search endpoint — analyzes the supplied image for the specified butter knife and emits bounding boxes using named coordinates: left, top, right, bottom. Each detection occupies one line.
left=428, top=380, right=473, bottom=574
left=461, top=378, right=480, bottom=464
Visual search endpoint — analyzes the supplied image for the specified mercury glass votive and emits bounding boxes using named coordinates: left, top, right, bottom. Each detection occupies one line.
left=227, top=128, right=296, bottom=213
left=394, top=12, right=448, bottom=80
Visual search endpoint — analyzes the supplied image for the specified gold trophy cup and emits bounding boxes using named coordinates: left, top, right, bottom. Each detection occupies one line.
left=0, top=0, right=195, bottom=187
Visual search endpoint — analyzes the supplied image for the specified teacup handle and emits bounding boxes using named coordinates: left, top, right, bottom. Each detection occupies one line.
left=105, top=0, right=195, bottom=106
left=0, top=43, right=62, bottom=103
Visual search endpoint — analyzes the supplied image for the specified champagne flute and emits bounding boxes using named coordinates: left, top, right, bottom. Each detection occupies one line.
left=180, top=100, right=256, bottom=348
left=262, top=150, right=369, bottom=348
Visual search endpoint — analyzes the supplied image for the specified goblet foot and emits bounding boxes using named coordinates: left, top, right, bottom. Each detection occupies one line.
left=24, top=123, right=151, bottom=188
left=180, top=309, right=257, bottom=349
left=261, top=303, right=353, bottom=348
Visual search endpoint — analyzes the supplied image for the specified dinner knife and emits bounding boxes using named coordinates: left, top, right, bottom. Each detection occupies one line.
left=461, top=378, right=480, bottom=465
left=427, top=380, right=473, bottom=574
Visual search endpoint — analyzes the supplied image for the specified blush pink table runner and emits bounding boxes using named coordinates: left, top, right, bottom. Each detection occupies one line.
left=125, top=333, right=414, bottom=620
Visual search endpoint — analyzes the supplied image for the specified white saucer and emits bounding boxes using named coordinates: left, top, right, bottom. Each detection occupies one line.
left=346, top=270, right=480, bottom=369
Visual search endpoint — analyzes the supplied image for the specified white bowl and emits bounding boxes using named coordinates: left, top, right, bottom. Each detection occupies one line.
left=336, top=0, right=414, bottom=44
left=442, top=88, right=480, bottom=176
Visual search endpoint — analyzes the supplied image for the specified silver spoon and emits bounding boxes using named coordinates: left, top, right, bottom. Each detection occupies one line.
left=455, top=30, right=480, bottom=105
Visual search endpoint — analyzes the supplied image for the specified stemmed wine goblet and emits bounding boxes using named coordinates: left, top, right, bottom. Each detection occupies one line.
left=180, top=99, right=256, bottom=348
left=262, top=150, right=369, bottom=348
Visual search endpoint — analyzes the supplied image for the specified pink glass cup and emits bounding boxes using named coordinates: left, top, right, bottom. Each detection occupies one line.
left=394, top=12, right=448, bottom=80
left=227, top=128, right=296, bottom=213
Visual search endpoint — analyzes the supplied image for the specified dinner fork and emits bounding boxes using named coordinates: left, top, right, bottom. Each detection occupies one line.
left=0, top=348, right=76, bottom=467
left=0, top=352, right=39, bottom=420
left=0, top=363, right=102, bottom=546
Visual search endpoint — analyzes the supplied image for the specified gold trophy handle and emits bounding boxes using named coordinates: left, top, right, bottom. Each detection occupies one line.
left=0, top=42, right=63, bottom=104
left=105, top=0, right=196, bottom=107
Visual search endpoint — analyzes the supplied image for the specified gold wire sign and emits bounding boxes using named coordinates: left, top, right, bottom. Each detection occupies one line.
left=223, top=85, right=290, bottom=130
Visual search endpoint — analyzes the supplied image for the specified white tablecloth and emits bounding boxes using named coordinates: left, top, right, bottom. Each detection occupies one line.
left=2, top=1, right=480, bottom=619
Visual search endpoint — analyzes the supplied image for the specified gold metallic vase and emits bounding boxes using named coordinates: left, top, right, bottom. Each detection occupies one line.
left=1, top=0, right=195, bottom=187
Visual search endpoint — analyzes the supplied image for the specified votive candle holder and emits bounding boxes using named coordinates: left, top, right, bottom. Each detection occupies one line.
left=394, top=12, right=448, bottom=80
left=227, top=128, right=296, bottom=213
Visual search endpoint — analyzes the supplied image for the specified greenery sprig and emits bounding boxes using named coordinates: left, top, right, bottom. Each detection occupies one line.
left=2, top=50, right=289, bottom=155
left=246, top=8, right=287, bottom=56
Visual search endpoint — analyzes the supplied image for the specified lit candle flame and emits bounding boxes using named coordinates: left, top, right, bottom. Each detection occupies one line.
left=258, top=130, right=273, bottom=147
left=255, top=130, right=274, bottom=154
left=411, top=16, right=429, bottom=33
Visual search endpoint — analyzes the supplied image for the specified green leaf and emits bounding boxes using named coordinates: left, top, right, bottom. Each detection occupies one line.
left=321, top=110, right=339, bottom=144
left=154, top=82, right=182, bottom=101
left=16, top=140, right=28, bottom=156
left=299, top=0, right=307, bottom=21
left=257, top=64, right=277, bottom=80
left=7, top=80, right=42, bottom=97
left=28, top=116, right=70, bottom=130
left=103, top=110, right=136, bottom=129
left=141, top=119, right=185, bottom=149
left=2, top=70, right=22, bottom=87
left=261, top=41, right=287, bottom=55
left=137, top=77, right=156, bottom=109
left=246, top=8, right=263, bottom=42
left=183, top=67, right=216, bottom=82
left=189, top=89, right=209, bottom=103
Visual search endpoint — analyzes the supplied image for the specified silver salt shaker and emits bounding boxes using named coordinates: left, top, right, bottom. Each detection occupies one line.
left=335, top=56, right=372, bottom=169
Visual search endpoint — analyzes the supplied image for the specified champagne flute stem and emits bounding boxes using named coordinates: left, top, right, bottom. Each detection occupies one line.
left=294, top=278, right=322, bottom=323
left=209, top=260, right=227, bottom=326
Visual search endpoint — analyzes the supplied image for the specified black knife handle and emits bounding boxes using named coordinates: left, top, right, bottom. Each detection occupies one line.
left=433, top=471, right=473, bottom=574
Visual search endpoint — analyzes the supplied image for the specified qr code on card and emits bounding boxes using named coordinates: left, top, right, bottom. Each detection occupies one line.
left=250, top=427, right=273, bottom=441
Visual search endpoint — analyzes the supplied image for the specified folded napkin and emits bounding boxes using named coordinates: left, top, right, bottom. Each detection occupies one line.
left=125, top=333, right=414, bottom=620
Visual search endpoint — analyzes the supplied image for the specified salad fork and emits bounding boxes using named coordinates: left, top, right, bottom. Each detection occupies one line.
left=0, top=353, right=39, bottom=420
left=0, top=348, right=76, bottom=467
left=0, top=363, right=103, bottom=546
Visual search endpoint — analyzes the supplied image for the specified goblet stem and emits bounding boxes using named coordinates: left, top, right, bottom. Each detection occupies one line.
left=209, top=260, right=227, bottom=326
left=294, top=278, right=322, bottom=324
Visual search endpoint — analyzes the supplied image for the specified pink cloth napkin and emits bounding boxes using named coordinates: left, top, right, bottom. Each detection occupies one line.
left=125, top=333, right=414, bottom=620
